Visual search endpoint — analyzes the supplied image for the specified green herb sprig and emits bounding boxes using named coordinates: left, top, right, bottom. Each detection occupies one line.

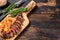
left=3, top=3, right=16, bottom=13
left=9, top=7, right=29, bottom=17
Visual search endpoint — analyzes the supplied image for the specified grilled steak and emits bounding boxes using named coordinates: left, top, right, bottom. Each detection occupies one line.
left=1, top=13, right=24, bottom=38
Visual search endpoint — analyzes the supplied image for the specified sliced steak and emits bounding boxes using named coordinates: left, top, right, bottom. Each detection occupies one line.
left=13, top=22, right=21, bottom=29
left=11, top=28, right=16, bottom=35
left=15, top=20, right=21, bottom=25
left=1, top=13, right=24, bottom=38
left=13, top=24, right=19, bottom=30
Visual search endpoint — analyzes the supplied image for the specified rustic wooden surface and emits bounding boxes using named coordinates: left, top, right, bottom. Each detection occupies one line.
left=6, top=0, right=60, bottom=40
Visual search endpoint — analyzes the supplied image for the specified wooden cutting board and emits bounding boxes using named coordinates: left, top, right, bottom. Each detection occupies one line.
left=3, top=0, right=60, bottom=40
left=0, top=0, right=36, bottom=40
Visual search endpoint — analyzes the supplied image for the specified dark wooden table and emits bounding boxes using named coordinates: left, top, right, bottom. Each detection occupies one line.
left=4, top=0, right=60, bottom=40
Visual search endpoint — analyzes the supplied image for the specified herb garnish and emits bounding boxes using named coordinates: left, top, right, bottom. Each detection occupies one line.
left=3, top=3, right=16, bottom=13
left=9, top=7, right=29, bottom=17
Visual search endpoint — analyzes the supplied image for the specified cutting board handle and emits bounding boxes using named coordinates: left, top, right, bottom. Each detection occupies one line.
left=25, top=0, right=36, bottom=15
